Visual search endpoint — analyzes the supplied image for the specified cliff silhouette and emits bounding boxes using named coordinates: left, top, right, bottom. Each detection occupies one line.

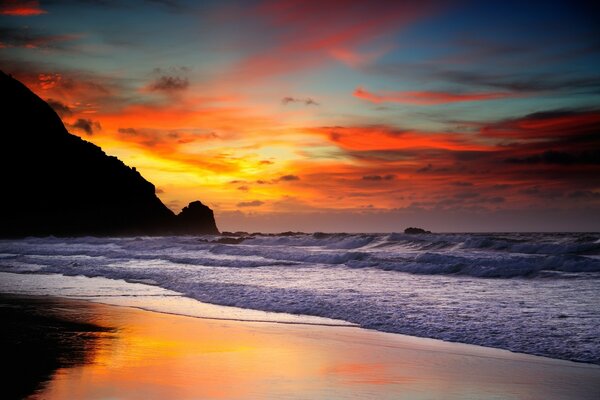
left=0, top=71, right=219, bottom=237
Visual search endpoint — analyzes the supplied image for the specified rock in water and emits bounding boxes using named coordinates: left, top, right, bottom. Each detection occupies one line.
left=404, top=227, right=432, bottom=234
left=0, top=71, right=219, bottom=236
left=176, top=201, right=219, bottom=235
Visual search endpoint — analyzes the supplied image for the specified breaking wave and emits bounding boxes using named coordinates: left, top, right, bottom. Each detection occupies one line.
left=1, top=232, right=600, bottom=364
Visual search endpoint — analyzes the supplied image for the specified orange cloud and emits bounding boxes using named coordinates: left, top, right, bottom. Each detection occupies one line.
left=354, top=86, right=515, bottom=105
left=0, top=0, right=45, bottom=16
left=309, top=125, right=492, bottom=153
left=291, top=109, right=600, bottom=210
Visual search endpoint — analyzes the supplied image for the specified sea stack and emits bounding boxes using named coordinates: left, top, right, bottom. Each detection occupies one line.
left=0, top=71, right=219, bottom=237
left=176, top=201, right=219, bottom=235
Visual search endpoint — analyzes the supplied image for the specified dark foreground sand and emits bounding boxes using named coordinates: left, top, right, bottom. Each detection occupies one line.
left=3, top=294, right=599, bottom=400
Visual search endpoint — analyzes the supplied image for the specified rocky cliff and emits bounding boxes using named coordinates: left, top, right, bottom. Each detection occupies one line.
left=0, top=71, right=219, bottom=236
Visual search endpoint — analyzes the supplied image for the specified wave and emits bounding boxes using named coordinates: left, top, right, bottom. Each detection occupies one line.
left=1, top=233, right=599, bottom=278
left=1, top=233, right=600, bottom=364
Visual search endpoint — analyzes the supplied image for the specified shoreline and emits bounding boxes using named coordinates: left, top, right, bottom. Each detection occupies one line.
left=3, top=292, right=600, bottom=399
left=1, top=271, right=598, bottom=368
left=58, top=297, right=600, bottom=368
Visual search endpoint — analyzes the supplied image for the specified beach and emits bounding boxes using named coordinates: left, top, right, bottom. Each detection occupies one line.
left=2, top=234, right=599, bottom=365
left=3, top=292, right=599, bottom=400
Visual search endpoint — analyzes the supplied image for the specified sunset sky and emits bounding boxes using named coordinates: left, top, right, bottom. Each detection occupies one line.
left=1, top=0, right=599, bottom=232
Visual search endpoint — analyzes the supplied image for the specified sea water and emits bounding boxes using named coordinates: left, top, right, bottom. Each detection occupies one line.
left=1, top=232, right=599, bottom=364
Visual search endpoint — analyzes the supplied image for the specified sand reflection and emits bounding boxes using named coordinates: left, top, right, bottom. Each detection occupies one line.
left=32, top=301, right=600, bottom=400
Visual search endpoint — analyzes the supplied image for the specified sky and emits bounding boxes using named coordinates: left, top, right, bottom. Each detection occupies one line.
left=1, top=0, right=599, bottom=232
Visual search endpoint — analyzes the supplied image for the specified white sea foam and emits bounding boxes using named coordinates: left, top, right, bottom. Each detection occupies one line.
left=0, top=233, right=599, bottom=364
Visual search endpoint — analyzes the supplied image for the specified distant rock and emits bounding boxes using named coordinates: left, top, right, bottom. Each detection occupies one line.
left=221, top=231, right=250, bottom=236
left=313, top=232, right=334, bottom=239
left=213, top=237, right=247, bottom=244
left=0, top=71, right=219, bottom=237
left=277, top=231, right=304, bottom=236
left=404, top=227, right=432, bottom=234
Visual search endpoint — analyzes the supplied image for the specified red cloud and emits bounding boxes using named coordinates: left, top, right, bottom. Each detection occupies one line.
left=309, top=125, right=491, bottom=153
left=230, top=1, right=440, bottom=80
left=480, top=110, right=600, bottom=141
left=298, top=108, right=600, bottom=210
left=0, top=0, right=46, bottom=16
left=354, top=86, right=515, bottom=105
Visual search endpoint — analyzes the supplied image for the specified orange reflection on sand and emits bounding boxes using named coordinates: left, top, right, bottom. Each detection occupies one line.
left=323, top=362, right=412, bottom=385
left=33, top=301, right=600, bottom=400
left=35, top=303, right=337, bottom=399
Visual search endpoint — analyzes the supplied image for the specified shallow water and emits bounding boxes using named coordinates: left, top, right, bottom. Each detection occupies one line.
left=1, top=232, right=599, bottom=364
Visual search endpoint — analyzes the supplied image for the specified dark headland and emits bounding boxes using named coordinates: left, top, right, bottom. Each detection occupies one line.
left=0, top=71, right=219, bottom=237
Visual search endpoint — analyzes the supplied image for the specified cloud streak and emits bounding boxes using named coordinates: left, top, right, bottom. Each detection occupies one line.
left=354, top=86, right=516, bottom=105
left=228, top=1, right=440, bottom=81
left=237, top=200, right=265, bottom=207
left=281, top=96, right=319, bottom=106
left=0, top=27, right=81, bottom=49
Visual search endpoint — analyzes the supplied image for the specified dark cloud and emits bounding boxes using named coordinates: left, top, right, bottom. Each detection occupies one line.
left=44, top=0, right=188, bottom=11
left=237, top=200, right=265, bottom=207
left=117, top=127, right=162, bottom=147
left=118, top=127, right=137, bottom=135
left=451, top=181, right=473, bottom=187
left=153, top=66, right=190, bottom=74
left=417, top=164, right=433, bottom=173
left=452, top=151, right=489, bottom=161
left=116, top=127, right=213, bottom=148
left=505, top=150, right=600, bottom=165
left=485, top=196, right=505, bottom=204
left=519, top=187, right=563, bottom=199
left=437, top=70, right=600, bottom=94
left=47, top=99, right=72, bottom=117
left=145, top=0, right=186, bottom=11
left=417, top=164, right=450, bottom=174
left=281, top=96, right=319, bottom=106
left=481, top=109, right=600, bottom=154
left=278, top=174, right=300, bottom=181
left=69, top=118, right=101, bottom=135
left=43, top=1, right=120, bottom=6
left=350, top=150, right=415, bottom=162
left=362, top=174, right=395, bottom=181
left=148, top=75, right=189, bottom=92
left=453, top=192, right=479, bottom=199
left=493, top=184, right=512, bottom=190
left=368, top=59, right=600, bottom=96
left=0, top=26, right=79, bottom=49
left=568, top=190, right=600, bottom=199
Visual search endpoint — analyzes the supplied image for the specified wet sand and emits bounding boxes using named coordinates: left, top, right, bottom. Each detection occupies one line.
left=3, top=294, right=599, bottom=400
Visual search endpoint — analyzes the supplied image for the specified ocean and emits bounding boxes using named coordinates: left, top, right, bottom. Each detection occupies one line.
left=1, top=232, right=599, bottom=364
